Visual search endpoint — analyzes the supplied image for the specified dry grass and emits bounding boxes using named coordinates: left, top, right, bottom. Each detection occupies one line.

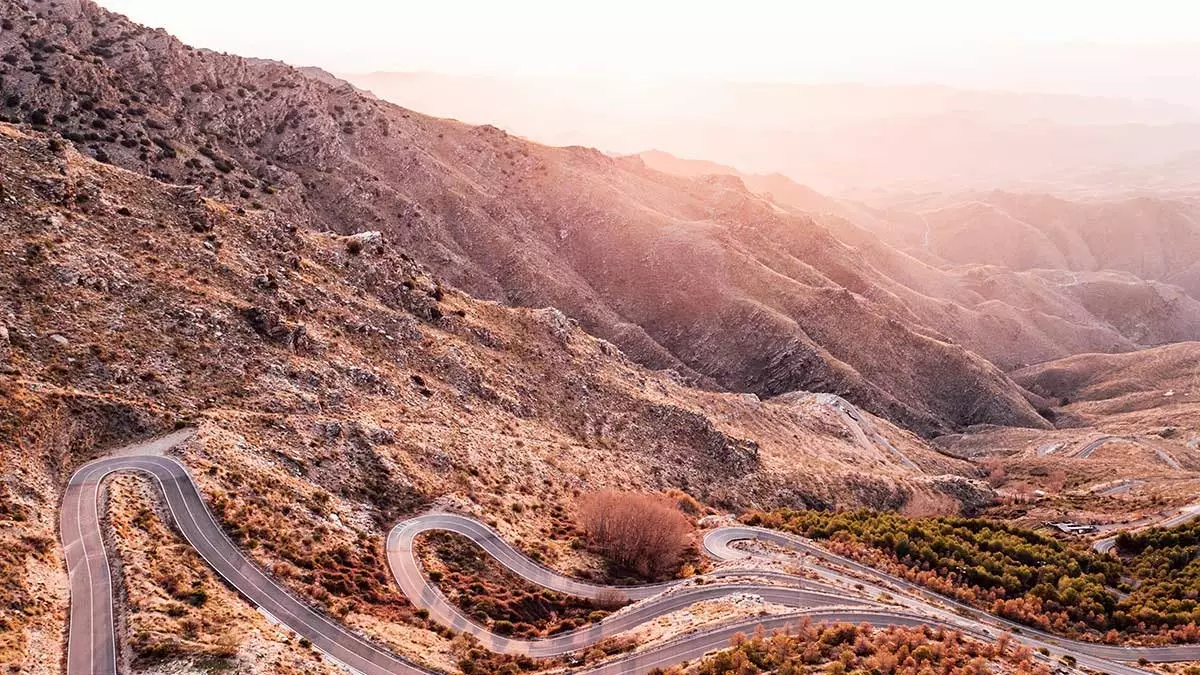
left=107, top=475, right=327, bottom=672
left=417, top=531, right=624, bottom=638
left=655, top=621, right=1050, bottom=674
left=0, top=402, right=96, bottom=673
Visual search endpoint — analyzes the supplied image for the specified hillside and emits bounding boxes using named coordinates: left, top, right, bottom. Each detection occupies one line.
left=865, top=190, right=1200, bottom=301
left=1015, top=342, right=1200, bottom=403
left=0, top=0, right=1081, bottom=435
left=0, top=122, right=987, bottom=672
left=639, top=151, right=1200, bottom=370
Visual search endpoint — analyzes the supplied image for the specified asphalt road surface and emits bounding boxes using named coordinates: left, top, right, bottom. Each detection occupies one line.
left=1094, top=502, right=1200, bottom=553
left=1075, top=436, right=1181, bottom=469
left=63, top=436, right=1200, bottom=674
left=62, top=454, right=430, bottom=675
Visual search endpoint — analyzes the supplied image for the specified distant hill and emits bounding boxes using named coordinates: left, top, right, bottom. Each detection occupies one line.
left=638, top=150, right=1200, bottom=366
left=898, top=192, right=1200, bottom=300
left=1014, top=342, right=1200, bottom=405
left=345, top=72, right=1200, bottom=193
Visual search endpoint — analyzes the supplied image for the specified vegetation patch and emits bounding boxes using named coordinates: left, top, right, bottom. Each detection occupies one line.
left=205, top=466, right=419, bottom=623
left=650, top=621, right=1048, bottom=674
left=748, top=509, right=1200, bottom=642
left=1115, top=519, right=1200, bottom=641
left=418, top=531, right=627, bottom=639
left=110, top=476, right=242, bottom=666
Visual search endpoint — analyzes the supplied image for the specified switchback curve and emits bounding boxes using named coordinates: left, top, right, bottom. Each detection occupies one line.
left=62, top=444, right=1198, bottom=675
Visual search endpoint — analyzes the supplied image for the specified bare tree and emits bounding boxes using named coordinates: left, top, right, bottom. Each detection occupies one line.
left=578, top=491, right=692, bottom=579
left=593, top=588, right=629, bottom=610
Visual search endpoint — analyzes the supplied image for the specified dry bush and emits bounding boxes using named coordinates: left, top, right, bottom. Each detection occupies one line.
left=980, top=458, right=1007, bottom=488
left=664, top=488, right=704, bottom=517
left=1044, top=469, right=1068, bottom=493
left=593, top=588, right=629, bottom=610
left=577, top=491, right=692, bottom=579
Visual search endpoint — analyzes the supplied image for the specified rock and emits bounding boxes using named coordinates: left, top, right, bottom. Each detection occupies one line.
left=253, top=272, right=278, bottom=290
left=0, top=325, right=8, bottom=346
left=539, top=307, right=575, bottom=343
left=924, top=474, right=996, bottom=514
left=596, top=339, right=623, bottom=358
left=346, top=230, right=382, bottom=254
left=240, top=306, right=309, bottom=350
left=49, top=333, right=69, bottom=346
left=54, top=267, right=80, bottom=285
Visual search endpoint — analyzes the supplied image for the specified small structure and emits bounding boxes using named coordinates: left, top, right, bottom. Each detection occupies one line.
left=1048, top=521, right=1098, bottom=535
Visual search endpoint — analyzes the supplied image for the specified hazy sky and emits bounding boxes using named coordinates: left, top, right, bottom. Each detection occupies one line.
left=96, top=0, right=1200, bottom=98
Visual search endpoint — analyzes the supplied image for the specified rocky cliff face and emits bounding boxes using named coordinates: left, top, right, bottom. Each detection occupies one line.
left=0, top=0, right=1052, bottom=434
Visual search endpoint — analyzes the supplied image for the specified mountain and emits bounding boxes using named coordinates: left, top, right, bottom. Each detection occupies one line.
left=0, top=120, right=990, bottom=671
left=343, top=73, right=1200, bottom=193
left=1017, top=341, right=1200, bottom=410
left=0, top=0, right=1074, bottom=435
left=983, top=343, right=1200, bottom=478
left=4, top=2, right=1200, bottom=672
left=638, top=151, right=1200, bottom=368
left=875, top=192, right=1200, bottom=300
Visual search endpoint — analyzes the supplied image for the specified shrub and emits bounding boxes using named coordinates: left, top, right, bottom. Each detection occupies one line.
left=578, top=491, right=692, bottom=579
left=593, top=588, right=628, bottom=610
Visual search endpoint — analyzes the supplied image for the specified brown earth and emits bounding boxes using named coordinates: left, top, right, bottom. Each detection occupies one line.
left=106, top=475, right=331, bottom=673
left=933, top=344, right=1200, bottom=530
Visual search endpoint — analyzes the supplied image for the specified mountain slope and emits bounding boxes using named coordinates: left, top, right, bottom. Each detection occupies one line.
left=640, top=150, right=1200, bottom=367
left=0, top=0, right=1057, bottom=434
left=0, top=122, right=985, bottom=672
left=862, top=191, right=1200, bottom=300
left=1007, top=343, right=1200, bottom=440
left=1014, top=342, right=1200, bottom=406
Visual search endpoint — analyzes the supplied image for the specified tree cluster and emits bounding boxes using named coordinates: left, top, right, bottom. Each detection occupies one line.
left=747, top=508, right=1200, bottom=642
left=651, top=620, right=1048, bottom=675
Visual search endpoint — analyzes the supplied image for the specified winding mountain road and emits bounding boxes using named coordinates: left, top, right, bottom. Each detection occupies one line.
left=1094, top=503, right=1200, bottom=553
left=1075, top=435, right=1182, bottom=469
left=62, top=438, right=1200, bottom=675
left=814, top=393, right=922, bottom=471
left=62, top=454, right=429, bottom=675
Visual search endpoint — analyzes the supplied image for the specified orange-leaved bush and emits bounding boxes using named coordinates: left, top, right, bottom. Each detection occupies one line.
left=578, top=491, right=692, bottom=579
